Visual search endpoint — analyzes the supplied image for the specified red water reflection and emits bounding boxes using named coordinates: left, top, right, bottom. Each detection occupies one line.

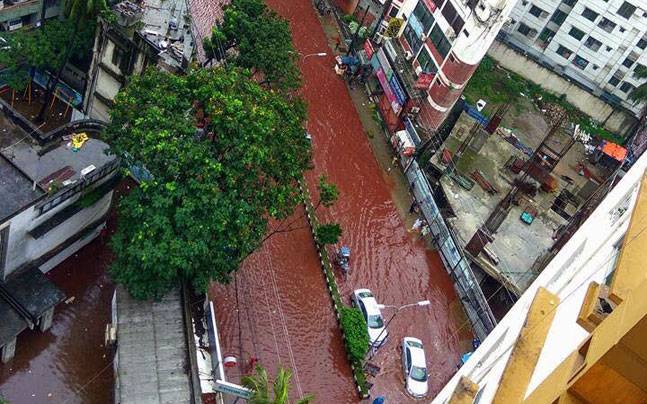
left=0, top=181, right=134, bottom=404
left=210, top=0, right=468, bottom=402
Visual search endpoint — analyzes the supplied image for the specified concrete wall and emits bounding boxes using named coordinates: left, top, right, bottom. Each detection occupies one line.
left=3, top=182, right=113, bottom=277
left=487, top=40, right=638, bottom=137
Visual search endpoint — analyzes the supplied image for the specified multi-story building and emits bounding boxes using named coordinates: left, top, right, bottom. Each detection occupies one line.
left=0, top=0, right=60, bottom=31
left=367, top=0, right=517, bottom=133
left=431, top=149, right=647, bottom=402
left=83, top=0, right=195, bottom=121
left=0, top=100, right=118, bottom=363
left=499, top=0, right=646, bottom=135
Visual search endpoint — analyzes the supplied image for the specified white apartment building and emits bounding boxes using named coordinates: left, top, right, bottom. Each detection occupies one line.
left=503, top=0, right=647, bottom=119
left=432, top=149, right=647, bottom=402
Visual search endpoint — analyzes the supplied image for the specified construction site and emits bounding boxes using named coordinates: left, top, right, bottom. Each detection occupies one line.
left=424, top=100, right=627, bottom=317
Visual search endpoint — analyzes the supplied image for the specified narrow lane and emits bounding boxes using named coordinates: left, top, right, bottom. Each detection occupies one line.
left=212, top=1, right=469, bottom=401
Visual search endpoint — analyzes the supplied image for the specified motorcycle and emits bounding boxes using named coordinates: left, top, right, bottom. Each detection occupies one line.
left=336, top=246, right=351, bottom=279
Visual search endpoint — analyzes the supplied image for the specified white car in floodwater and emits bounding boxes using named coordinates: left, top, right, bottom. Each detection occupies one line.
left=351, top=289, right=387, bottom=348
left=401, top=337, right=429, bottom=399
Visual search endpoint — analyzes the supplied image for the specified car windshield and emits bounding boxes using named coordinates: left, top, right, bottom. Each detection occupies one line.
left=410, top=366, right=428, bottom=382
left=367, top=314, right=384, bottom=329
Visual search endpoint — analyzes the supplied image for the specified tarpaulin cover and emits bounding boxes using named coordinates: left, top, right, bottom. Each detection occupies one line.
left=601, top=141, right=627, bottom=162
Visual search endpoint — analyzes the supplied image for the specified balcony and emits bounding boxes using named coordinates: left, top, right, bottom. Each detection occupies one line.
left=0, top=0, right=41, bottom=23
left=382, top=38, right=428, bottom=100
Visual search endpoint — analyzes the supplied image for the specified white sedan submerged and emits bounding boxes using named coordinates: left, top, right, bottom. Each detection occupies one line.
left=401, top=337, right=429, bottom=398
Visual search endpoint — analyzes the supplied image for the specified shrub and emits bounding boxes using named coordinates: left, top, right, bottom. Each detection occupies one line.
left=315, top=223, right=342, bottom=245
left=339, top=305, right=369, bottom=363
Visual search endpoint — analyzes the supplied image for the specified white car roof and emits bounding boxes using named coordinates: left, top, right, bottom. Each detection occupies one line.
left=406, top=339, right=426, bottom=368
left=354, top=289, right=382, bottom=313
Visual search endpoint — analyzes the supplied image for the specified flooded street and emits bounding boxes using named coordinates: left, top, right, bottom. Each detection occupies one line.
left=211, top=0, right=470, bottom=402
left=0, top=181, right=134, bottom=404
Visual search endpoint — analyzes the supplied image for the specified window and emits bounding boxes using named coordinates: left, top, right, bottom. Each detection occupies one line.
left=111, top=46, right=125, bottom=68
left=622, top=56, right=636, bottom=68
left=529, top=4, right=545, bottom=18
left=556, top=44, right=573, bottom=59
left=620, top=82, right=635, bottom=93
left=403, top=24, right=423, bottom=53
left=569, top=26, right=585, bottom=40
left=637, top=36, right=647, bottom=50
left=563, top=0, right=577, bottom=6
left=388, top=5, right=400, bottom=18
left=412, top=1, right=435, bottom=33
left=606, top=45, right=613, bottom=51
left=608, top=70, right=623, bottom=86
left=598, top=17, right=616, bottom=32
left=584, top=36, right=602, bottom=51
left=573, top=55, right=589, bottom=69
left=619, top=27, right=625, bottom=33
left=550, top=9, right=568, bottom=25
left=442, top=2, right=465, bottom=34
left=517, top=22, right=533, bottom=37
left=617, top=1, right=636, bottom=19
left=430, top=25, right=452, bottom=58
left=581, top=7, right=598, bottom=22
left=592, top=64, right=599, bottom=70
left=416, top=48, right=438, bottom=73
left=538, top=28, right=556, bottom=43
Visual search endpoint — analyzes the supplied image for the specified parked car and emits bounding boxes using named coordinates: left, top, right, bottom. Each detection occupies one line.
left=401, top=337, right=429, bottom=398
left=351, top=289, right=387, bottom=347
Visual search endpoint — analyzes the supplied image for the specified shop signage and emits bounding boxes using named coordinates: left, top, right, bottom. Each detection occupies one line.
left=415, top=72, right=434, bottom=89
left=377, top=68, right=399, bottom=107
left=376, top=48, right=393, bottom=80
left=422, top=0, right=437, bottom=12
left=364, top=40, right=375, bottom=59
left=389, top=75, right=407, bottom=106
left=408, top=15, right=424, bottom=37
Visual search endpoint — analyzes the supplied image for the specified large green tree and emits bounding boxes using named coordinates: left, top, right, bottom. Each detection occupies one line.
left=0, top=19, right=94, bottom=98
left=242, top=365, right=313, bottom=404
left=203, top=0, right=301, bottom=91
left=105, top=67, right=312, bottom=299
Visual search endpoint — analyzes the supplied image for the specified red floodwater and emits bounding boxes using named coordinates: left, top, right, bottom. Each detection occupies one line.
left=0, top=181, right=134, bottom=404
left=210, top=0, right=468, bottom=402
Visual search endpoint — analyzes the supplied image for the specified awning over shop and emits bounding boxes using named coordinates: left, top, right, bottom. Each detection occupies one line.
left=600, top=141, right=627, bottom=162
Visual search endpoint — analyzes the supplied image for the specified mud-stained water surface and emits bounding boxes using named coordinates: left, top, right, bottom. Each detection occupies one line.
left=210, top=1, right=470, bottom=402
left=0, top=182, right=135, bottom=404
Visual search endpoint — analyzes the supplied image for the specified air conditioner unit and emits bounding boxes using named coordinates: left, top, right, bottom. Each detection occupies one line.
left=445, top=28, right=456, bottom=40
left=81, top=165, right=96, bottom=178
left=375, top=33, right=384, bottom=44
left=404, top=51, right=413, bottom=60
left=420, top=33, right=427, bottom=41
left=415, top=65, right=423, bottom=75
left=410, top=106, right=421, bottom=114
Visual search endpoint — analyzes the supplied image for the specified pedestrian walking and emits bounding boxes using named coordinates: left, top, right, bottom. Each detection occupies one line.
left=334, top=37, right=341, bottom=51
left=409, top=217, right=424, bottom=233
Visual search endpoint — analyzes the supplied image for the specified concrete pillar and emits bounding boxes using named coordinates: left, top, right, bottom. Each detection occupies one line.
left=39, top=307, right=55, bottom=332
left=1, top=337, right=16, bottom=363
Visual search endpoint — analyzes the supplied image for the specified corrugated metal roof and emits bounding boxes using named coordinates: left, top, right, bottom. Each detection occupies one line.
left=116, top=286, right=192, bottom=404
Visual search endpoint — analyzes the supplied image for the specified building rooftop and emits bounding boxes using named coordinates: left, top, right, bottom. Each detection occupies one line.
left=115, top=286, right=192, bottom=404
left=112, top=0, right=194, bottom=70
left=186, top=0, right=230, bottom=64
left=0, top=109, right=116, bottom=222
left=429, top=111, right=595, bottom=294
left=3, top=267, right=66, bottom=319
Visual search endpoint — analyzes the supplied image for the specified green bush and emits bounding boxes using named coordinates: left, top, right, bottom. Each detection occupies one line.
left=339, top=306, right=369, bottom=363
left=342, top=14, right=356, bottom=24
left=315, top=223, right=342, bottom=245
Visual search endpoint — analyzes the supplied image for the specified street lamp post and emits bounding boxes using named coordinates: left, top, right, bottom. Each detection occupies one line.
left=302, top=52, right=328, bottom=59
left=364, top=299, right=431, bottom=364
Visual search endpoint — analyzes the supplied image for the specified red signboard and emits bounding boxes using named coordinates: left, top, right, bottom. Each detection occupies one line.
left=422, top=0, right=437, bottom=12
left=364, top=40, right=375, bottom=59
left=415, top=72, right=434, bottom=89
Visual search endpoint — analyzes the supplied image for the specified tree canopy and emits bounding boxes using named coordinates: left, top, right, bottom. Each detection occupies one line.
left=0, top=18, right=95, bottom=91
left=242, top=364, right=313, bottom=404
left=105, top=67, right=312, bottom=299
left=203, top=0, right=301, bottom=91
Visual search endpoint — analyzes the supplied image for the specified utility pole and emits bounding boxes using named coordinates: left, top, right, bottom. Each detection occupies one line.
left=346, top=6, right=370, bottom=56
